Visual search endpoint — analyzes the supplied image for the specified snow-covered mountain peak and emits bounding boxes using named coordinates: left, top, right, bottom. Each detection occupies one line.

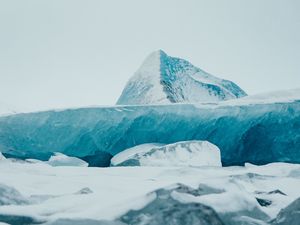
left=117, top=50, right=247, bottom=105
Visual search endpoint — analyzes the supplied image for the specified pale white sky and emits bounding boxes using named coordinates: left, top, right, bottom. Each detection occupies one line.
left=0, top=0, right=299, bottom=111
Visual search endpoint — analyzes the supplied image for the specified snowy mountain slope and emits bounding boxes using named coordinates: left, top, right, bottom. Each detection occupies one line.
left=117, top=50, right=247, bottom=105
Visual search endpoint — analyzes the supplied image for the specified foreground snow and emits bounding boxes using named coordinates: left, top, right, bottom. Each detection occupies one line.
left=111, top=141, right=221, bottom=167
left=0, top=160, right=299, bottom=224
left=219, top=88, right=300, bottom=107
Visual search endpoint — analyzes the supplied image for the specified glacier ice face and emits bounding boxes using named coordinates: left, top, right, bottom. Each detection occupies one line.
left=111, top=141, right=222, bottom=167
left=0, top=90, right=299, bottom=166
left=117, top=50, right=247, bottom=105
left=81, top=151, right=113, bottom=167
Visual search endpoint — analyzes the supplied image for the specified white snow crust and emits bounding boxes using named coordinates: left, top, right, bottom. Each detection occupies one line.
left=111, top=141, right=222, bottom=167
left=0, top=161, right=299, bottom=222
left=47, top=153, right=88, bottom=167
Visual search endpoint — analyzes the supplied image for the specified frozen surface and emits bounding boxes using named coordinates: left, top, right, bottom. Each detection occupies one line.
left=272, top=196, right=300, bottom=225
left=47, top=153, right=88, bottom=167
left=111, top=143, right=162, bottom=166
left=0, top=153, right=6, bottom=162
left=220, top=88, right=300, bottom=106
left=0, top=184, right=28, bottom=206
left=111, top=141, right=221, bottom=167
left=117, top=50, right=246, bottom=105
left=0, top=160, right=299, bottom=224
left=0, top=102, right=18, bottom=117
left=0, top=89, right=299, bottom=166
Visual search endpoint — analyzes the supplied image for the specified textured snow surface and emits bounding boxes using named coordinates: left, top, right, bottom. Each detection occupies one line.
left=0, top=102, right=18, bottom=117
left=219, top=88, right=300, bottom=107
left=117, top=50, right=247, bottom=105
left=0, top=161, right=299, bottom=224
left=0, top=153, right=6, bottom=162
left=110, top=143, right=162, bottom=166
left=111, top=141, right=221, bottom=167
left=47, top=153, right=88, bottom=167
left=272, top=196, right=300, bottom=225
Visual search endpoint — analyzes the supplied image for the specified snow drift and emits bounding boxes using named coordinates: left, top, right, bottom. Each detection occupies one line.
left=47, top=153, right=88, bottom=167
left=111, top=141, right=222, bottom=167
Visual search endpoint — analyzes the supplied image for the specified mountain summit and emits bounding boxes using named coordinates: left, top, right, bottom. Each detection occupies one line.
left=117, top=50, right=247, bottom=105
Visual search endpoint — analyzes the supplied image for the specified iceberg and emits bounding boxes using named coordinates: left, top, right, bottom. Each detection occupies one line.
left=111, top=141, right=222, bottom=167
left=0, top=89, right=299, bottom=166
left=117, top=50, right=246, bottom=105
left=81, top=151, right=113, bottom=167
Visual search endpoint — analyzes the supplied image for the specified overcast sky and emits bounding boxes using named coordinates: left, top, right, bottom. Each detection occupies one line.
left=0, top=0, right=299, bottom=111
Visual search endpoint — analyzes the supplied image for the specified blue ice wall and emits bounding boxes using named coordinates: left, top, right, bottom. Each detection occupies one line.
left=0, top=101, right=299, bottom=166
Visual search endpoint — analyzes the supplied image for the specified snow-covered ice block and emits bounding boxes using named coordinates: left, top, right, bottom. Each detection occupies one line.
left=111, top=141, right=222, bottom=167
left=0, top=89, right=299, bottom=166
left=272, top=197, right=300, bottom=225
left=47, top=153, right=88, bottom=167
left=0, top=152, right=6, bottom=162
